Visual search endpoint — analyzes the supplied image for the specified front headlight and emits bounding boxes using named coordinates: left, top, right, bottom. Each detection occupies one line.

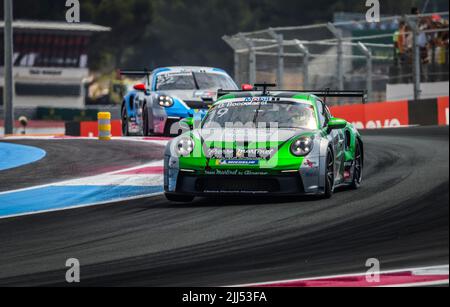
left=158, top=95, right=174, bottom=107
left=290, top=136, right=314, bottom=157
left=176, top=137, right=195, bottom=156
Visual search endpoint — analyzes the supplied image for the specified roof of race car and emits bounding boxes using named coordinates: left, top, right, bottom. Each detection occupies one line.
left=215, top=92, right=317, bottom=105
left=153, top=66, right=228, bottom=75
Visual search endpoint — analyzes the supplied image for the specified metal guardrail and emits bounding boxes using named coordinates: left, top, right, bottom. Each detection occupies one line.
left=223, top=12, right=449, bottom=104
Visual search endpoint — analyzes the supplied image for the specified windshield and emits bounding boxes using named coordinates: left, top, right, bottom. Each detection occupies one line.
left=203, top=100, right=318, bottom=130
left=155, top=72, right=236, bottom=91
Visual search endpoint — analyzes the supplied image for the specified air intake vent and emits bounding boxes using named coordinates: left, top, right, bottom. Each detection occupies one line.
left=196, top=177, right=280, bottom=193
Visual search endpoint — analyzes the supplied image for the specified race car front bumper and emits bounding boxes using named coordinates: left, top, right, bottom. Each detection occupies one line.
left=168, top=172, right=317, bottom=196
left=164, top=150, right=324, bottom=197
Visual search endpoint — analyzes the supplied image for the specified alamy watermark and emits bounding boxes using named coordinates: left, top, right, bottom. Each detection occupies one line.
left=65, top=258, right=81, bottom=283
left=66, top=0, right=81, bottom=23
left=366, top=258, right=381, bottom=283
left=366, top=0, right=381, bottom=23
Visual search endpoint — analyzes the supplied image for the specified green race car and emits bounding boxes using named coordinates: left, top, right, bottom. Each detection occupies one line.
left=164, top=85, right=365, bottom=202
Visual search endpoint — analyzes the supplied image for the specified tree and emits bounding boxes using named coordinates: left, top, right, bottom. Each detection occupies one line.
left=92, top=0, right=153, bottom=68
left=4, top=0, right=449, bottom=72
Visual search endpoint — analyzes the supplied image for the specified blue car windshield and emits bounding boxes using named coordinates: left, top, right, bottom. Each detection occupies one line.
left=203, top=101, right=318, bottom=130
left=155, top=72, right=236, bottom=91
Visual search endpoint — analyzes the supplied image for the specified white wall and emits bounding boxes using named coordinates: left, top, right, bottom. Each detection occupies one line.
left=387, top=82, right=449, bottom=101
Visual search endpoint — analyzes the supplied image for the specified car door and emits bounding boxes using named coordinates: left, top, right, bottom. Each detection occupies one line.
left=317, top=100, right=338, bottom=180
left=323, top=103, right=346, bottom=182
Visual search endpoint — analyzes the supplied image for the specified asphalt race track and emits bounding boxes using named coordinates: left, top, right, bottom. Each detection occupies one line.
left=0, top=126, right=448, bottom=286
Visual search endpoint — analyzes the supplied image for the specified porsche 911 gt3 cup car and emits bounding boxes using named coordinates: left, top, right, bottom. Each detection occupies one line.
left=121, top=66, right=238, bottom=136
left=164, top=84, right=366, bottom=202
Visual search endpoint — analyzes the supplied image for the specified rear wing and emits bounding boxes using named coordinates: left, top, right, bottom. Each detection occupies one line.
left=120, top=70, right=152, bottom=76
left=120, top=70, right=152, bottom=83
left=218, top=85, right=367, bottom=103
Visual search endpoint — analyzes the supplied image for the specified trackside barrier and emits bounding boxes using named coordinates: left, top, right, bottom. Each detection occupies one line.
left=438, top=97, right=449, bottom=126
left=65, top=120, right=122, bottom=137
left=36, top=106, right=121, bottom=121
left=63, top=96, right=448, bottom=136
left=330, top=96, right=449, bottom=129
left=330, top=100, right=409, bottom=129
left=98, top=112, right=112, bottom=141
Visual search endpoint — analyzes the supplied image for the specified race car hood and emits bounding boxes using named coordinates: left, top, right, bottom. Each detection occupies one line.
left=175, top=127, right=315, bottom=171
left=193, top=127, right=313, bottom=148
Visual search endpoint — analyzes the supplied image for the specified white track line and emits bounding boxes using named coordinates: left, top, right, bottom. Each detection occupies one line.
left=0, top=160, right=165, bottom=220
left=0, top=138, right=167, bottom=220
left=0, top=191, right=164, bottom=220
left=231, top=265, right=449, bottom=287
left=0, top=160, right=163, bottom=196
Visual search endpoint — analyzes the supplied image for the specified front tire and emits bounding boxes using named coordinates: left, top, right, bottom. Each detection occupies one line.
left=121, top=106, right=129, bottom=136
left=143, top=104, right=150, bottom=136
left=165, top=193, right=195, bottom=203
left=323, top=149, right=335, bottom=199
left=350, top=141, right=363, bottom=189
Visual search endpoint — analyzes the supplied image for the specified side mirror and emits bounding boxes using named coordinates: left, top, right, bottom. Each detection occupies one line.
left=180, top=117, right=195, bottom=128
left=133, top=83, right=146, bottom=92
left=241, top=84, right=254, bottom=91
left=327, top=118, right=347, bottom=131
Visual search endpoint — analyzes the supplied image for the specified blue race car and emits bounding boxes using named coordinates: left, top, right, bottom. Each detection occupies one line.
left=121, top=66, right=238, bottom=136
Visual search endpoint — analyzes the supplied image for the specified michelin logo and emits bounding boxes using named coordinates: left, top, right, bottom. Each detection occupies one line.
left=219, top=160, right=259, bottom=166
